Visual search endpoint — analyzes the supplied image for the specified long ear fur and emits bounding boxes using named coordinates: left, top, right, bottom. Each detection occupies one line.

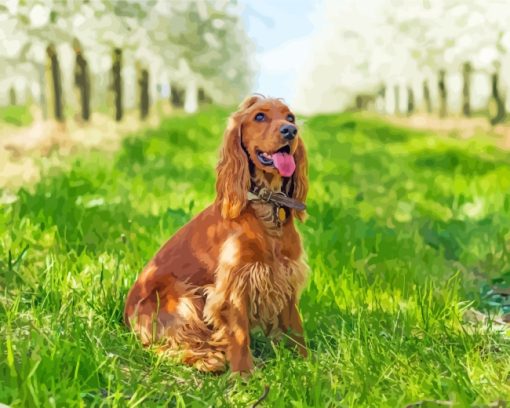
left=215, top=119, right=248, bottom=219
left=292, top=137, right=309, bottom=221
left=215, top=95, right=263, bottom=219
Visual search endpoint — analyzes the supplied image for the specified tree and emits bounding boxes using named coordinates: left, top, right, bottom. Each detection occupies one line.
left=46, top=44, right=64, bottom=121
left=462, top=62, right=471, bottom=117
left=438, top=69, right=447, bottom=118
left=407, top=86, right=415, bottom=115
left=9, top=87, right=16, bottom=106
left=138, top=65, right=149, bottom=120
left=73, top=39, right=90, bottom=121
left=489, top=66, right=505, bottom=125
left=293, top=0, right=510, bottom=118
left=171, top=84, right=185, bottom=108
left=145, top=0, right=253, bottom=109
left=112, top=48, right=123, bottom=121
left=0, top=0, right=253, bottom=120
left=394, top=85, right=400, bottom=115
left=423, top=79, right=432, bottom=114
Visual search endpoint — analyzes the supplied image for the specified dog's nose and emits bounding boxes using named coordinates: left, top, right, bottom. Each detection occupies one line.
left=280, top=124, right=297, bottom=140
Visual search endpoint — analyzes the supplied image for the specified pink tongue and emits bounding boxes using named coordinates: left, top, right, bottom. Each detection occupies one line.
left=272, top=152, right=296, bottom=177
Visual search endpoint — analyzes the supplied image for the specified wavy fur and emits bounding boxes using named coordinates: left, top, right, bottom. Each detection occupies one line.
left=125, top=96, right=309, bottom=373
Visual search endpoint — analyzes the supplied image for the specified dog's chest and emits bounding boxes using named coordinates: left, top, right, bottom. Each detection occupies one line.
left=250, top=202, right=289, bottom=236
left=203, top=232, right=307, bottom=336
left=245, top=258, right=306, bottom=334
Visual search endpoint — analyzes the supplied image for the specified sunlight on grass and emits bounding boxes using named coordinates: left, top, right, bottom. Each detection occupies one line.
left=1, top=109, right=510, bottom=406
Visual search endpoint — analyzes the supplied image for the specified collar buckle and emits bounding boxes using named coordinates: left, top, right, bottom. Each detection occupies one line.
left=258, top=188, right=273, bottom=202
left=248, top=184, right=306, bottom=212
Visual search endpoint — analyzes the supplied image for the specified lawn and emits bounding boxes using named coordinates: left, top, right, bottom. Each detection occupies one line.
left=1, top=107, right=510, bottom=407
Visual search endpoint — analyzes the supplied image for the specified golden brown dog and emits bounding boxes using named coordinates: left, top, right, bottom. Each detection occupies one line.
left=124, top=95, right=308, bottom=373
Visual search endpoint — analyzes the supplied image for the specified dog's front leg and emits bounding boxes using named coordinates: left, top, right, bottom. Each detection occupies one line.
left=225, top=298, right=254, bottom=373
left=278, top=296, right=308, bottom=358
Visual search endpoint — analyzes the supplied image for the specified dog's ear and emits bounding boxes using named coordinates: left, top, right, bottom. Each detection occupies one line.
left=239, top=95, right=262, bottom=110
left=292, top=137, right=308, bottom=221
left=215, top=114, right=250, bottom=219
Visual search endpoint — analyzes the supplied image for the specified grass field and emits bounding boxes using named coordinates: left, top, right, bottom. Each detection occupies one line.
left=1, top=107, right=510, bottom=407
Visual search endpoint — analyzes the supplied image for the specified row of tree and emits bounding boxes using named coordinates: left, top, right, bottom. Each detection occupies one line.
left=355, top=64, right=506, bottom=125
left=0, top=0, right=253, bottom=122
left=294, top=0, right=510, bottom=124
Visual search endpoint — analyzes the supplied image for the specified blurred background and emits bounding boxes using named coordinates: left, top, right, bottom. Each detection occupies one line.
left=3, top=0, right=510, bottom=180
left=292, top=0, right=510, bottom=118
left=0, top=0, right=252, bottom=120
left=3, top=0, right=510, bottom=123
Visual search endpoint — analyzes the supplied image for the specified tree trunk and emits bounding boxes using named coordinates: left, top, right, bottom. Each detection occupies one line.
left=46, top=44, right=64, bottom=122
left=462, top=62, right=471, bottom=117
left=438, top=70, right=447, bottom=118
left=170, top=84, right=185, bottom=108
left=38, top=63, right=48, bottom=119
left=489, top=71, right=505, bottom=125
left=9, top=87, right=16, bottom=106
left=112, top=48, right=123, bottom=121
left=355, top=95, right=363, bottom=110
left=139, top=68, right=149, bottom=120
left=394, top=85, right=400, bottom=115
left=184, top=80, right=198, bottom=113
left=73, top=40, right=91, bottom=121
left=407, top=86, right=414, bottom=115
left=198, top=87, right=206, bottom=105
left=198, top=87, right=212, bottom=104
left=423, top=80, right=432, bottom=114
left=380, top=85, right=386, bottom=109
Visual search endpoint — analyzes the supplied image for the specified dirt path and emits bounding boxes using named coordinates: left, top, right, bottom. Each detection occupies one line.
left=388, top=113, right=510, bottom=149
left=0, top=107, right=167, bottom=201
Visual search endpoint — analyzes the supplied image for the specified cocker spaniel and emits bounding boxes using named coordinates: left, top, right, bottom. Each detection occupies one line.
left=124, top=95, right=309, bottom=373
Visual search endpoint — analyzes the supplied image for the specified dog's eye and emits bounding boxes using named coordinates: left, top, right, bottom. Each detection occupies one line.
left=254, top=112, right=265, bottom=122
left=287, top=114, right=295, bottom=123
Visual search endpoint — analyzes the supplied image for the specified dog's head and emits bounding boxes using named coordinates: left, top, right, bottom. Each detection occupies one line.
left=216, top=95, right=308, bottom=220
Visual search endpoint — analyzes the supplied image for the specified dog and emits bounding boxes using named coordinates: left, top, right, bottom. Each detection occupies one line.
left=124, top=95, right=309, bottom=373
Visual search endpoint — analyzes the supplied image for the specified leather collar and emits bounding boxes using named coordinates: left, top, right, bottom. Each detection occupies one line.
left=247, top=185, right=306, bottom=211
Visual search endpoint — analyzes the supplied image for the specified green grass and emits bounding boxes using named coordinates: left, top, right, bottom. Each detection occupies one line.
left=0, top=105, right=33, bottom=127
left=1, top=107, right=510, bottom=407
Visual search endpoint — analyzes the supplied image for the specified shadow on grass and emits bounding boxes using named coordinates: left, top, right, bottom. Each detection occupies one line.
left=307, top=113, right=424, bottom=144
left=413, top=148, right=499, bottom=176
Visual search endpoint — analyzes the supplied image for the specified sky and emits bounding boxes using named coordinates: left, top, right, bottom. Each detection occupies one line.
left=239, top=0, right=322, bottom=104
